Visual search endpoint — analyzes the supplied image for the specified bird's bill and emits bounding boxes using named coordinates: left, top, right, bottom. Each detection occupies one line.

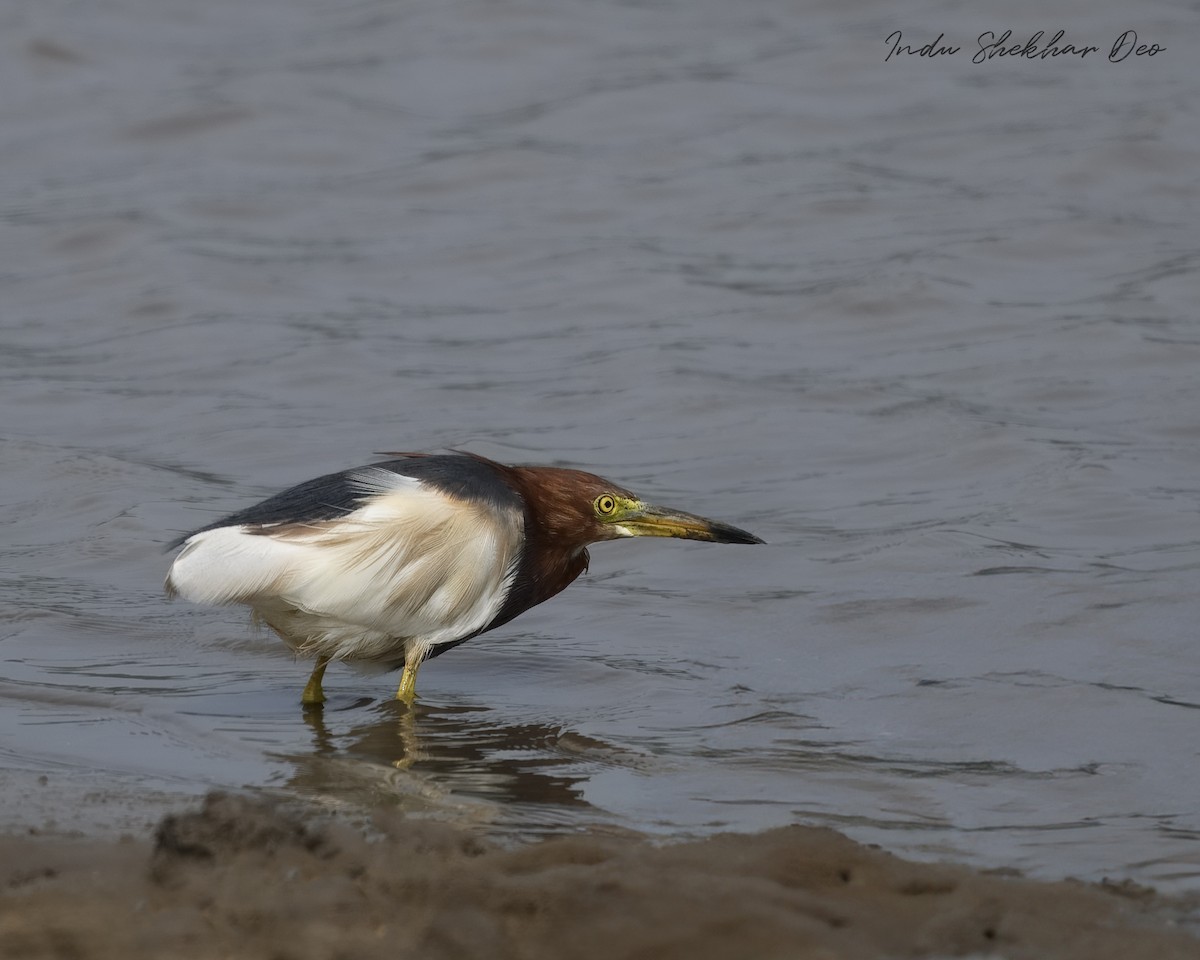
left=616, top=505, right=764, bottom=544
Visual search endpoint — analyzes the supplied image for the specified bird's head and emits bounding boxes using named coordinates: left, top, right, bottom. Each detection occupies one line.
left=506, top=465, right=764, bottom=552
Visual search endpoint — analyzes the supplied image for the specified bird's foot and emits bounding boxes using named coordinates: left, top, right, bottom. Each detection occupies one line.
left=394, top=662, right=418, bottom=705
left=300, top=657, right=330, bottom=705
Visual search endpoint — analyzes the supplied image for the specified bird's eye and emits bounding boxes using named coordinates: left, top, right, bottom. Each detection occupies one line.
left=594, top=494, right=618, bottom=517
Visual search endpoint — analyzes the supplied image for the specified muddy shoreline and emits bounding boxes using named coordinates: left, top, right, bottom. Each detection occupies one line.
left=2, top=793, right=1196, bottom=960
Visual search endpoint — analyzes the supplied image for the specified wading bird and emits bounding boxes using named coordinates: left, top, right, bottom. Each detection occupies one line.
left=166, top=452, right=763, bottom=705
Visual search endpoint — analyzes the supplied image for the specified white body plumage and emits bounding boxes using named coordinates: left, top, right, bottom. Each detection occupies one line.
left=166, top=466, right=524, bottom=668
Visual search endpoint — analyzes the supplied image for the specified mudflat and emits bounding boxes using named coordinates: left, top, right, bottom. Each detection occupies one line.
left=2, top=794, right=1196, bottom=960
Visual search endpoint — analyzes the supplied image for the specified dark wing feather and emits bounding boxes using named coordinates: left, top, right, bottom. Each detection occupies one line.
left=374, top=452, right=519, bottom=512
left=166, top=468, right=371, bottom=549
left=168, top=453, right=523, bottom=550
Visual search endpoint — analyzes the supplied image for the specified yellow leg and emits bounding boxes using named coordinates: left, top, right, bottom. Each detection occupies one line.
left=301, top=656, right=330, bottom=705
left=395, top=655, right=420, bottom=705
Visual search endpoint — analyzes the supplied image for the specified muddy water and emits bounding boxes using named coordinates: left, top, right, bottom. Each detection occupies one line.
left=2, top=0, right=1199, bottom=890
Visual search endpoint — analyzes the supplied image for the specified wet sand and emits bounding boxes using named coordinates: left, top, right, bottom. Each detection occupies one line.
left=2, top=793, right=1196, bottom=960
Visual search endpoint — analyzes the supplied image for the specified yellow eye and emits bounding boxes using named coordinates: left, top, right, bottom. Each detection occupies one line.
left=594, top=494, right=618, bottom=517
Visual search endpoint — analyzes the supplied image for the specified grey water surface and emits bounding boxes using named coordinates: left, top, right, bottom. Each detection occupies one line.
left=2, top=0, right=1199, bottom=891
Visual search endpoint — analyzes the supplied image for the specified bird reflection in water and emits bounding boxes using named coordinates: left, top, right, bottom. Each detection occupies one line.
left=285, top=699, right=633, bottom=824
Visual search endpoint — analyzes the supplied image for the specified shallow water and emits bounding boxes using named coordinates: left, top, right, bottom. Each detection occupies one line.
left=2, top=0, right=1199, bottom=891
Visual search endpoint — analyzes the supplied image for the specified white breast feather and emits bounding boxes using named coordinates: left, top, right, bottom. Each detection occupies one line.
left=166, top=469, right=524, bottom=664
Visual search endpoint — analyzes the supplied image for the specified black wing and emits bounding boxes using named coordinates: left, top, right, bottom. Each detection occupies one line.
left=167, top=453, right=522, bottom=549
